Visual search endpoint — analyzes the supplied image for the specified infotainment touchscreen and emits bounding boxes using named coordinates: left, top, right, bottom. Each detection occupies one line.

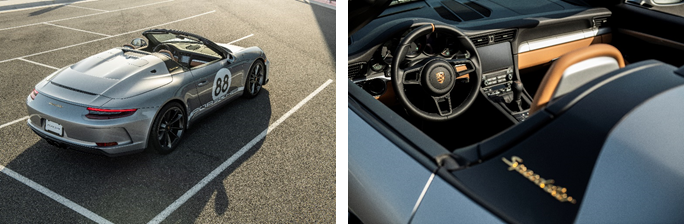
left=477, top=42, right=514, bottom=73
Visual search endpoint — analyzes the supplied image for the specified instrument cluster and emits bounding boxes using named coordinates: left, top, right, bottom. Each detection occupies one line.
left=367, top=30, right=468, bottom=76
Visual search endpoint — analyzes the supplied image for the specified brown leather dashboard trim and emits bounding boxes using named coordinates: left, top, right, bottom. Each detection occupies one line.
left=190, top=60, right=206, bottom=67
left=518, top=34, right=612, bottom=70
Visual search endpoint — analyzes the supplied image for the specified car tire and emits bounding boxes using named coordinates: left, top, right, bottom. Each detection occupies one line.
left=243, top=60, right=265, bottom=98
left=149, top=102, right=186, bottom=154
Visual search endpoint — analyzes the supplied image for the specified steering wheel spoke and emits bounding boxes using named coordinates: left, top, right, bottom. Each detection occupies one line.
left=401, top=64, right=423, bottom=85
left=432, top=94, right=453, bottom=116
left=447, top=58, right=476, bottom=77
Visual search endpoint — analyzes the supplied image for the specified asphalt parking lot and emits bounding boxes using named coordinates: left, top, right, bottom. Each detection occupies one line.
left=0, top=0, right=336, bottom=223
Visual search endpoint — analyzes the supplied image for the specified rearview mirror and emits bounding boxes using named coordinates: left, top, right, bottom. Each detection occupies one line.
left=131, top=38, right=148, bottom=48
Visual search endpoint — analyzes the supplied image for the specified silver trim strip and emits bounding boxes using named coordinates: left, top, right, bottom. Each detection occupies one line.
left=408, top=172, right=436, bottom=224
left=518, top=27, right=611, bottom=53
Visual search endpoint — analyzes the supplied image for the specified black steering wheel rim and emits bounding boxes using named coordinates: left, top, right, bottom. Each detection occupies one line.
left=391, top=24, right=482, bottom=122
left=153, top=43, right=178, bottom=54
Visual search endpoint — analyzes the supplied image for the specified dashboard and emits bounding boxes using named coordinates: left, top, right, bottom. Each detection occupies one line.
left=348, top=0, right=612, bottom=123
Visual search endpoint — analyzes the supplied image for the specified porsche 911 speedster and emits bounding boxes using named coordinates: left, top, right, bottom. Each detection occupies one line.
left=349, top=0, right=684, bottom=223
left=26, top=29, right=269, bottom=156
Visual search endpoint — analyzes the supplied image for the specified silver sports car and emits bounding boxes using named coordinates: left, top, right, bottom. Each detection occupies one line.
left=26, top=29, right=269, bottom=156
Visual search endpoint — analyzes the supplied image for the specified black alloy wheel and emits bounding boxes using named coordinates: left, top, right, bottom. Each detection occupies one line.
left=243, top=60, right=265, bottom=98
left=150, top=102, right=185, bottom=154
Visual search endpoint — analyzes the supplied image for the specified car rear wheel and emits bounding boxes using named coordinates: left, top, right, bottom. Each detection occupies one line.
left=149, top=102, right=186, bottom=154
left=243, top=60, right=265, bottom=98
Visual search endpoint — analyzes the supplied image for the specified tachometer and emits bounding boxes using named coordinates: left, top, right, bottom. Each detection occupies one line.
left=406, top=42, right=422, bottom=58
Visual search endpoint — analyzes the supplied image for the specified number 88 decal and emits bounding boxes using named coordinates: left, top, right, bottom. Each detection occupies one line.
left=212, top=68, right=232, bottom=101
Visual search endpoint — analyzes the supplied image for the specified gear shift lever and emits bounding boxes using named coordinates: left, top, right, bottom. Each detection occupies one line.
left=512, top=81, right=523, bottom=111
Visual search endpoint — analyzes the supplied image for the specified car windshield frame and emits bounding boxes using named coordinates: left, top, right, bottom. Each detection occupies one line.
left=142, top=29, right=229, bottom=60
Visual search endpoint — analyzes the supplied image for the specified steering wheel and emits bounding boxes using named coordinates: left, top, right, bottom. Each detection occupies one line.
left=153, top=43, right=179, bottom=62
left=153, top=43, right=171, bottom=52
left=391, top=24, right=482, bottom=122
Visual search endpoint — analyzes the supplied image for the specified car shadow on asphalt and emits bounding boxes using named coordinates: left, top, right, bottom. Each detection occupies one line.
left=0, top=90, right=273, bottom=223
left=28, top=4, right=66, bottom=16
left=311, top=2, right=335, bottom=61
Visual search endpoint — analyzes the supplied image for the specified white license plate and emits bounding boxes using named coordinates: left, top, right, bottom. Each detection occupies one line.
left=45, top=120, right=63, bottom=136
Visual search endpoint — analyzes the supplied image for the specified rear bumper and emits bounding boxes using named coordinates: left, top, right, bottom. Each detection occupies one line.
left=26, top=94, right=154, bottom=156
left=28, top=121, right=145, bottom=156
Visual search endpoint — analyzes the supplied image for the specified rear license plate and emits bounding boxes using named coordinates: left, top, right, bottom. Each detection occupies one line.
left=45, top=120, right=63, bottom=136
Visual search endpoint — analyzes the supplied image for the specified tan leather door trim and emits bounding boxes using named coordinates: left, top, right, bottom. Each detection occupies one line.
left=518, top=34, right=612, bottom=70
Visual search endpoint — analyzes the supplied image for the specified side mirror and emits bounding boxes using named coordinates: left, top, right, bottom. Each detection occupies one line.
left=131, top=38, right=148, bottom=48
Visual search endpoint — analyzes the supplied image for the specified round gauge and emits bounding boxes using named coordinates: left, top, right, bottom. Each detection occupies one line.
left=441, top=48, right=452, bottom=57
left=406, top=42, right=422, bottom=58
left=423, top=33, right=445, bottom=56
left=371, top=62, right=386, bottom=71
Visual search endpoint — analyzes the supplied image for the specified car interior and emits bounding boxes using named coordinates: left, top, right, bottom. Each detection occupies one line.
left=348, top=0, right=684, bottom=151
left=123, top=33, right=224, bottom=71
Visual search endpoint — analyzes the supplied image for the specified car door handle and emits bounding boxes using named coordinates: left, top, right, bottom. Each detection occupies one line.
left=197, top=80, right=208, bottom=87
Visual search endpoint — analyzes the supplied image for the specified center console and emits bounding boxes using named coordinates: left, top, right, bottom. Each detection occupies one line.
left=477, top=42, right=531, bottom=123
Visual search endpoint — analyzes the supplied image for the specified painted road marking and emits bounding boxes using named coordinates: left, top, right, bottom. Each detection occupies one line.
left=147, top=79, right=334, bottom=224
left=0, top=164, right=114, bottom=224
left=18, top=58, right=60, bottom=70
left=0, top=116, right=29, bottom=130
left=0, top=10, right=216, bottom=64
left=227, top=34, right=253, bottom=45
left=43, top=22, right=112, bottom=37
left=0, top=0, right=174, bottom=31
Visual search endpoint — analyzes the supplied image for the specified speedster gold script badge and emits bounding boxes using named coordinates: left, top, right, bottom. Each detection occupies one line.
left=435, top=72, right=445, bottom=84
left=502, top=156, right=577, bottom=204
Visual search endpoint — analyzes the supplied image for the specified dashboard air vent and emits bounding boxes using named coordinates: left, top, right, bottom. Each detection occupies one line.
left=348, top=62, right=367, bottom=80
left=469, top=30, right=516, bottom=47
left=493, top=30, right=516, bottom=43
left=469, top=34, right=490, bottom=47
left=593, top=17, right=609, bottom=28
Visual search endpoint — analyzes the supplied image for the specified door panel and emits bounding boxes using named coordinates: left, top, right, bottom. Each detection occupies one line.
left=612, top=3, right=684, bottom=66
left=191, top=60, right=239, bottom=106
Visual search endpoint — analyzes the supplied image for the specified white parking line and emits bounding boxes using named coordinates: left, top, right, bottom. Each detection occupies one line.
left=227, top=34, right=253, bottom=44
left=65, top=4, right=109, bottom=12
left=0, top=0, right=100, bottom=14
left=0, top=10, right=216, bottom=64
left=0, top=116, right=29, bottom=130
left=18, top=58, right=60, bottom=70
left=0, top=0, right=174, bottom=31
left=147, top=79, right=334, bottom=224
left=43, top=22, right=112, bottom=37
left=0, top=164, right=114, bottom=224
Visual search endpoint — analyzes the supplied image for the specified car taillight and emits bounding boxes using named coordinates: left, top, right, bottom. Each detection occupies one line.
left=29, top=89, right=38, bottom=100
left=86, top=107, right=137, bottom=119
